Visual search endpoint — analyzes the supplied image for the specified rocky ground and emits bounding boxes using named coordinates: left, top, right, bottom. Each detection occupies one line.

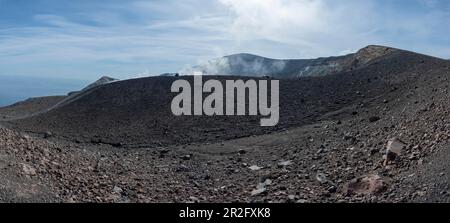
left=0, top=46, right=449, bottom=203
left=0, top=104, right=448, bottom=203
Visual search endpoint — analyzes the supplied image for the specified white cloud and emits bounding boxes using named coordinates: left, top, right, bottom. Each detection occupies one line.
left=214, top=0, right=383, bottom=57
left=219, top=0, right=325, bottom=41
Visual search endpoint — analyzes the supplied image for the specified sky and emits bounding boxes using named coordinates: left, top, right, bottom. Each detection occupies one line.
left=0, top=0, right=449, bottom=81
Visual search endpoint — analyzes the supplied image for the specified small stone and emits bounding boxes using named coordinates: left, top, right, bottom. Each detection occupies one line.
left=181, top=155, right=191, bottom=160
left=249, top=165, right=263, bottom=171
left=278, top=160, right=292, bottom=168
left=387, top=138, right=406, bottom=155
left=22, top=164, right=36, bottom=176
left=418, top=159, right=424, bottom=165
left=176, top=165, right=189, bottom=172
left=189, top=196, right=200, bottom=203
left=258, top=179, right=272, bottom=189
left=417, top=191, right=426, bottom=197
left=113, top=186, right=123, bottom=194
left=159, top=149, right=169, bottom=154
left=369, top=148, right=379, bottom=156
left=251, top=188, right=267, bottom=196
left=343, top=134, right=355, bottom=141
left=251, top=179, right=272, bottom=196
left=368, top=116, right=381, bottom=123
left=316, top=172, right=328, bottom=184
left=43, top=131, right=53, bottom=139
left=328, top=185, right=337, bottom=193
left=238, top=149, right=246, bottom=155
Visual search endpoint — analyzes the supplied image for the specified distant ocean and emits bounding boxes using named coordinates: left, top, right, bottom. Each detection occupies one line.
left=0, top=75, right=89, bottom=107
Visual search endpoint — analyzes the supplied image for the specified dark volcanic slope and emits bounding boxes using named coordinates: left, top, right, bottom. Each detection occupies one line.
left=9, top=48, right=450, bottom=148
left=0, top=96, right=66, bottom=121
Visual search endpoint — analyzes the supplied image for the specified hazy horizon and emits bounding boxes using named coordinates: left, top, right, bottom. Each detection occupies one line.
left=0, top=75, right=88, bottom=106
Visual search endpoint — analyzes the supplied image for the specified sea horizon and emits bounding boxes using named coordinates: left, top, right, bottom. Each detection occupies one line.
left=0, top=75, right=89, bottom=107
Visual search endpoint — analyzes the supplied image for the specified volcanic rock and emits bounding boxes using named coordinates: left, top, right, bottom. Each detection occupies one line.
left=344, top=174, right=388, bottom=196
left=385, top=138, right=407, bottom=164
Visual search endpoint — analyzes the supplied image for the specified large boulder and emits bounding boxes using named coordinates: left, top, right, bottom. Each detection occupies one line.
left=344, top=174, right=388, bottom=196
left=384, top=138, right=407, bottom=165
